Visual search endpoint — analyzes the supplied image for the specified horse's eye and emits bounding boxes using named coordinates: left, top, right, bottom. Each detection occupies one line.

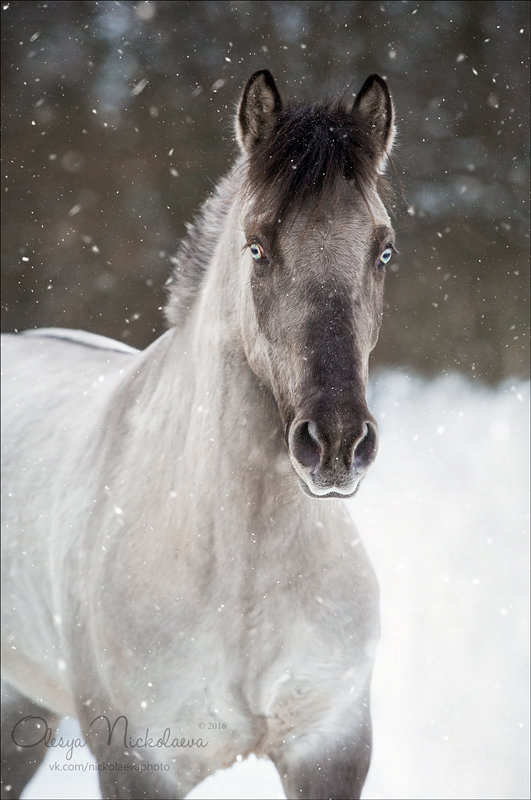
left=378, top=247, right=393, bottom=267
left=250, top=243, right=266, bottom=261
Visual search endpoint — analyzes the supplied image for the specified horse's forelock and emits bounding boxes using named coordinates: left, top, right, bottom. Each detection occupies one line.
left=242, top=96, right=391, bottom=238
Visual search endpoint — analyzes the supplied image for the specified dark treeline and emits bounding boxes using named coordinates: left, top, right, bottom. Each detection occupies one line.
left=1, top=1, right=529, bottom=382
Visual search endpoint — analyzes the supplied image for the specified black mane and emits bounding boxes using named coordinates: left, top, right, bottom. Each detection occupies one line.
left=243, top=94, right=391, bottom=235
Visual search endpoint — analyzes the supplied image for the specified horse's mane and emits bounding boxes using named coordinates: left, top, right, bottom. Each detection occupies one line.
left=164, top=170, right=235, bottom=327
left=165, top=91, right=391, bottom=327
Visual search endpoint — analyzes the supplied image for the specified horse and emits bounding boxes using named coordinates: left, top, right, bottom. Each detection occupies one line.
left=1, top=69, right=397, bottom=800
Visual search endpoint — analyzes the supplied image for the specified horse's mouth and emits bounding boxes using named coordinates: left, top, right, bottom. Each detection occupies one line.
left=297, top=476, right=361, bottom=500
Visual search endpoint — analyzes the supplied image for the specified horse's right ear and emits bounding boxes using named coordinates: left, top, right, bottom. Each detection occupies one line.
left=237, top=70, right=282, bottom=155
left=352, top=74, right=396, bottom=173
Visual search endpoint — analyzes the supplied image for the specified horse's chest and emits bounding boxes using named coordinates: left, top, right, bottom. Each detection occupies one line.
left=178, top=593, right=359, bottom=752
left=93, top=535, right=376, bottom=761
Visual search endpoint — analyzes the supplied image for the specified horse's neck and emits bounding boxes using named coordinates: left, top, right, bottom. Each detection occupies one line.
left=180, top=257, right=295, bottom=519
left=112, top=214, right=297, bottom=524
left=100, top=206, right=350, bottom=584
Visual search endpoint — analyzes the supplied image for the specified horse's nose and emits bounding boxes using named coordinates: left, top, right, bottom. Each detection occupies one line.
left=289, top=416, right=379, bottom=496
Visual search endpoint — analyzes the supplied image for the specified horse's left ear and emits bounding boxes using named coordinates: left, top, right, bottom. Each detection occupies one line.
left=352, top=74, right=396, bottom=173
left=237, top=70, right=282, bottom=155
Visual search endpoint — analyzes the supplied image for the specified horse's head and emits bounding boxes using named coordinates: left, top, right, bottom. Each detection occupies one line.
left=237, top=70, right=396, bottom=499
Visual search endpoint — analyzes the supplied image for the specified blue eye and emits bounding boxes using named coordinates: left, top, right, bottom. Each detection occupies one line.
left=250, top=243, right=265, bottom=261
left=379, top=247, right=393, bottom=266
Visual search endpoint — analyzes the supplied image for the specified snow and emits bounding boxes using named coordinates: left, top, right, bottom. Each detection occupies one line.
left=21, top=371, right=530, bottom=799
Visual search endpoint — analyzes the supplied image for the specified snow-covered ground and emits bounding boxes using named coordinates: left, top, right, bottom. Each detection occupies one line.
left=22, top=371, right=530, bottom=799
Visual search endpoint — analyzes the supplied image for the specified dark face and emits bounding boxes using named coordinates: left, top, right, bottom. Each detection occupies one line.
left=236, top=69, right=396, bottom=498
left=240, top=182, right=395, bottom=498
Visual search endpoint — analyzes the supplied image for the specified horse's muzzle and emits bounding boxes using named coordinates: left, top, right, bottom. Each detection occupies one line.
left=288, top=414, right=379, bottom=499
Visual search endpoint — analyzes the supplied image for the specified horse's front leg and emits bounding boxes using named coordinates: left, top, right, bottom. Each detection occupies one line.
left=76, top=705, right=183, bottom=800
left=1, top=681, right=61, bottom=800
left=95, top=760, right=177, bottom=800
left=271, top=700, right=372, bottom=800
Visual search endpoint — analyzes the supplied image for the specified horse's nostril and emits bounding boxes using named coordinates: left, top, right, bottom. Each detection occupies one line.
left=353, top=421, right=378, bottom=469
left=291, top=420, right=322, bottom=470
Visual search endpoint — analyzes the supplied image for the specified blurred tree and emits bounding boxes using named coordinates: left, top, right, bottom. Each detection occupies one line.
left=1, top=0, right=529, bottom=381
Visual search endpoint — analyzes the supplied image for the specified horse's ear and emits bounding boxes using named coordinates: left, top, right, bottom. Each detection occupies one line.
left=237, top=70, right=282, bottom=155
left=352, top=74, right=395, bottom=173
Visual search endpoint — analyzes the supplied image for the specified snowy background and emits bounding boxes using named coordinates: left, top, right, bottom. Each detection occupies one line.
left=22, top=370, right=530, bottom=800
